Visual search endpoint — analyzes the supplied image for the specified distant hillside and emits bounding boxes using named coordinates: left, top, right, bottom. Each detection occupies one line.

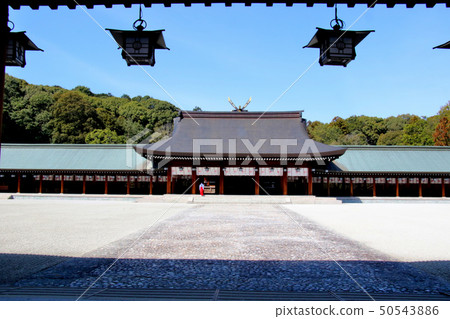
left=307, top=103, right=449, bottom=146
left=2, top=74, right=449, bottom=146
left=2, top=74, right=179, bottom=144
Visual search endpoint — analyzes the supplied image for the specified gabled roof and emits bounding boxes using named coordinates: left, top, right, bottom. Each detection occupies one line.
left=0, top=144, right=148, bottom=172
left=136, top=111, right=346, bottom=160
left=331, top=145, right=450, bottom=173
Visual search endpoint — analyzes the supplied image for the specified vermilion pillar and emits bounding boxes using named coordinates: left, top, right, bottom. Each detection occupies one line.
left=192, top=168, right=197, bottom=194
left=166, top=167, right=172, bottom=194
left=350, top=178, right=354, bottom=197
left=219, top=167, right=224, bottom=195
left=307, top=167, right=313, bottom=195
left=104, top=179, right=108, bottom=195
left=372, top=177, right=376, bottom=197
left=327, top=176, right=330, bottom=197
left=419, top=178, right=422, bottom=197
left=60, top=178, right=64, bottom=194
left=149, top=176, right=153, bottom=195
left=39, top=175, right=43, bottom=193
left=254, top=168, right=260, bottom=195
left=82, top=176, right=86, bottom=194
left=442, top=179, right=446, bottom=198
left=396, top=177, right=399, bottom=197
left=127, top=176, right=130, bottom=195
left=17, top=175, right=21, bottom=193
left=282, top=168, right=288, bottom=195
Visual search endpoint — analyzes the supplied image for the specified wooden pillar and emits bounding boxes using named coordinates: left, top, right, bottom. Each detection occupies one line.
left=166, top=167, right=172, bottom=194
left=60, top=178, right=64, bottom=194
left=419, top=177, right=422, bottom=197
left=219, top=167, right=224, bottom=195
left=282, top=168, right=288, bottom=195
left=149, top=176, right=153, bottom=195
left=82, top=175, right=86, bottom=194
left=350, top=178, right=354, bottom=197
left=39, top=175, right=43, bottom=193
left=126, top=176, right=130, bottom=195
left=192, top=168, right=197, bottom=194
left=327, top=176, right=330, bottom=197
left=254, top=168, right=260, bottom=195
left=442, top=178, right=446, bottom=198
left=104, top=178, right=108, bottom=195
left=372, top=177, right=376, bottom=197
left=396, top=177, right=399, bottom=197
left=0, top=4, right=9, bottom=151
left=17, top=174, right=21, bottom=193
left=307, top=167, right=313, bottom=195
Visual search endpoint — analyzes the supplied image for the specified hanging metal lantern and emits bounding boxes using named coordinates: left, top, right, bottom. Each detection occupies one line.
left=303, top=6, right=373, bottom=67
left=6, top=22, right=43, bottom=68
left=433, top=41, right=450, bottom=49
left=107, top=6, right=169, bottom=67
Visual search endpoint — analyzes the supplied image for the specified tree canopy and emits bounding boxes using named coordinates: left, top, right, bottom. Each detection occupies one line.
left=2, top=74, right=448, bottom=146
left=2, top=74, right=179, bottom=144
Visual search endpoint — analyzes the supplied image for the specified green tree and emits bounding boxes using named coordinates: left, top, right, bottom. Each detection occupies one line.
left=85, top=128, right=125, bottom=144
left=402, top=116, right=433, bottom=146
left=48, top=91, right=100, bottom=143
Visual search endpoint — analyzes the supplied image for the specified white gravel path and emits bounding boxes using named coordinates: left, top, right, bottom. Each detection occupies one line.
left=285, top=203, right=450, bottom=262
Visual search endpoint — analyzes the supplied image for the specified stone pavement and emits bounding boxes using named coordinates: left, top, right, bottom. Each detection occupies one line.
left=8, top=202, right=450, bottom=297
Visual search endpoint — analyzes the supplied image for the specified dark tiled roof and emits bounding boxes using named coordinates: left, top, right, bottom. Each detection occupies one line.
left=136, top=111, right=346, bottom=160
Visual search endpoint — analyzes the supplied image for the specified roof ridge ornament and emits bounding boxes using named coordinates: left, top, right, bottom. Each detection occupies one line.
left=228, top=97, right=252, bottom=112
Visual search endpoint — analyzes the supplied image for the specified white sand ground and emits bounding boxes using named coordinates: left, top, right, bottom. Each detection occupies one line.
left=0, top=200, right=190, bottom=257
left=286, top=203, right=450, bottom=262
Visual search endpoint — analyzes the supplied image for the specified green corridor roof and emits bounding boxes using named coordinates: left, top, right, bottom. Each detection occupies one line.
left=332, top=146, right=450, bottom=173
left=0, top=144, right=148, bottom=172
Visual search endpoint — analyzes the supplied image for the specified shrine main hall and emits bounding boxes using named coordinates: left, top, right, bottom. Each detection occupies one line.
left=1, top=110, right=449, bottom=198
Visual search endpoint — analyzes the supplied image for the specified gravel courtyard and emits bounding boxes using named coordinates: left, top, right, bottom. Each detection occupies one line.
left=1, top=199, right=449, bottom=296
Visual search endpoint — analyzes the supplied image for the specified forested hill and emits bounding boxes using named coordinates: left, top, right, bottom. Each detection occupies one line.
left=2, top=74, right=449, bottom=146
left=2, top=74, right=179, bottom=144
left=307, top=103, right=449, bottom=146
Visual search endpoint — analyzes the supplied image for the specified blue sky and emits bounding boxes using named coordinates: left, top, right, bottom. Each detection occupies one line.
left=7, top=4, right=450, bottom=123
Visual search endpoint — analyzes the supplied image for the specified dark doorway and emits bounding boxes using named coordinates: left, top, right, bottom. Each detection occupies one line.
left=224, top=176, right=255, bottom=195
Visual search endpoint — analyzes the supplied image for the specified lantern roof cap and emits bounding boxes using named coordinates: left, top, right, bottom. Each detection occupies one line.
left=8, top=31, right=43, bottom=51
left=433, top=41, right=450, bottom=49
left=106, top=28, right=169, bottom=50
left=303, top=27, right=374, bottom=49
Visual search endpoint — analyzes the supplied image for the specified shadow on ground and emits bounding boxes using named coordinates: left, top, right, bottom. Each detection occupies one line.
left=1, top=253, right=450, bottom=298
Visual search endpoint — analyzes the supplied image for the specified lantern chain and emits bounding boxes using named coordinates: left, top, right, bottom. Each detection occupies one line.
left=133, top=4, right=148, bottom=31
left=330, top=4, right=345, bottom=30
